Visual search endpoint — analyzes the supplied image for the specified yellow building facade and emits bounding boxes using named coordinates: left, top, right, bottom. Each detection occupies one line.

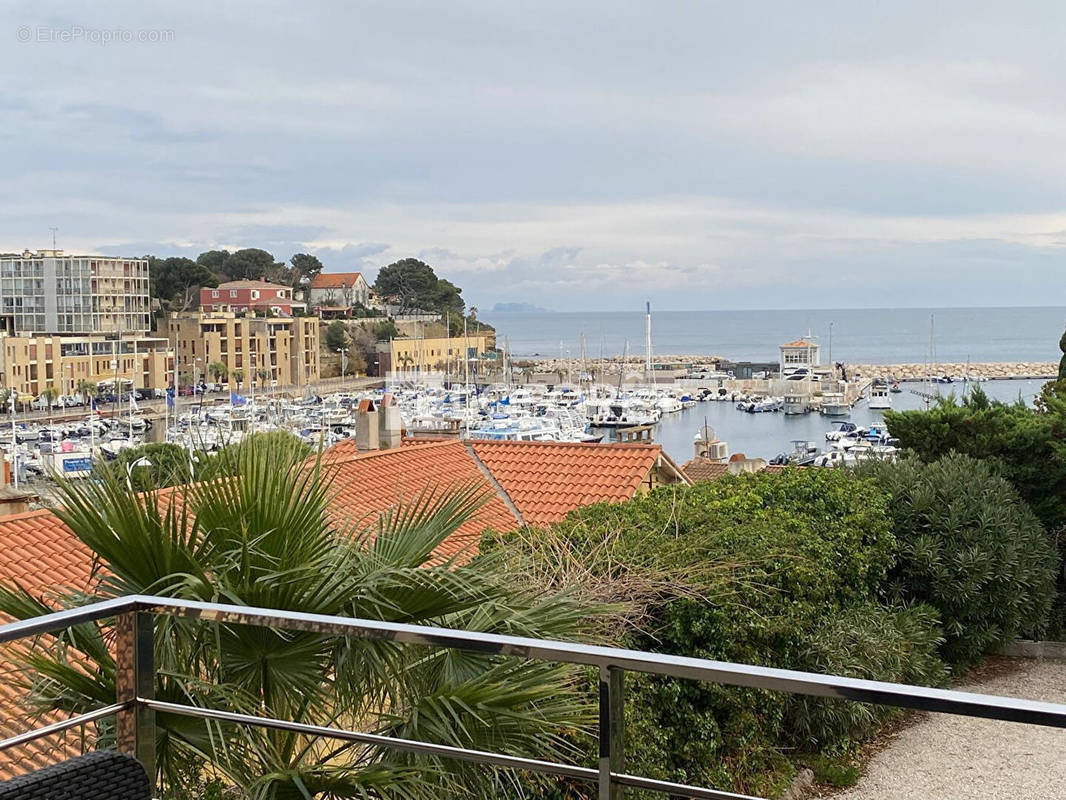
left=167, top=311, right=319, bottom=389
left=0, top=334, right=173, bottom=399
left=376, top=334, right=492, bottom=375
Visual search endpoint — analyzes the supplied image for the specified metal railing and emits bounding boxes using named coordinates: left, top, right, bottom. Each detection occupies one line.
left=2, top=595, right=1066, bottom=800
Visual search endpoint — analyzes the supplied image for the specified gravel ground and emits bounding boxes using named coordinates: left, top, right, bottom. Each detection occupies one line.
left=833, top=658, right=1066, bottom=799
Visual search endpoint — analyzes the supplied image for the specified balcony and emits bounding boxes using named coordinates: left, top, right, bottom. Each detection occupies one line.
left=2, top=596, right=1065, bottom=798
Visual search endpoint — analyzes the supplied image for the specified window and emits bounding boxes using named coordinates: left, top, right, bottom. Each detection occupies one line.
left=212, top=290, right=219, bottom=298
left=230, top=290, right=238, bottom=298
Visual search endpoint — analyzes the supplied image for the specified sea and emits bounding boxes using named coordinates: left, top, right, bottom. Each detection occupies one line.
left=480, top=307, right=1063, bottom=463
left=481, top=306, right=1066, bottom=364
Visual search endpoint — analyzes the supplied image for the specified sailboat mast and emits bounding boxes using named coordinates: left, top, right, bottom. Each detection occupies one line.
left=645, top=301, right=652, bottom=379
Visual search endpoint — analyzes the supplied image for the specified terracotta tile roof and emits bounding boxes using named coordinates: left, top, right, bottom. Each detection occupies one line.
left=324, top=441, right=519, bottom=561
left=781, top=339, right=817, bottom=348
left=0, top=510, right=93, bottom=596
left=682, top=458, right=788, bottom=481
left=682, top=458, right=731, bottom=482
left=310, top=272, right=364, bottom=289
left=0, top=510, right=96, bottom=778
left=467, top=440, right=687, bottom=527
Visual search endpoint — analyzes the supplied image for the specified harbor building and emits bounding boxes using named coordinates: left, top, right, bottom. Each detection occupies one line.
left=0, top=250, right=150, bottom=335
left=307, top=272, right=371, bottom=316
left=376, top=334, right=493, bottom=376
left=779, top=335, right=821, bottom=375
left=199, top=280, right=306, bottom=315
left=166, top=310, right=319, bottom=389
left=0, top=333, right=173, bottom=400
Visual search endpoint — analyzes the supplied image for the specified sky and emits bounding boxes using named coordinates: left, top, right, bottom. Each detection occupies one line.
left=2, top=2, right=1066, bottom=311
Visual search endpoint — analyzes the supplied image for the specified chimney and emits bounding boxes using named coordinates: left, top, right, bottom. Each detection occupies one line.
left=354, top=398, right=379, bottom=451
left=378, top=393, right=402, bottom=450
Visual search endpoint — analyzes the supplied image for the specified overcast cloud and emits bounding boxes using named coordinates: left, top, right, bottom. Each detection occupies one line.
left=2, top=1, right=1065, bottom=310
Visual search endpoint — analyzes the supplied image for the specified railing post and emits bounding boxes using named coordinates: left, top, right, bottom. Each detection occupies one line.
left=115, top=611, right=156, bottom=786
left=598, top=665, right=625, bottom=800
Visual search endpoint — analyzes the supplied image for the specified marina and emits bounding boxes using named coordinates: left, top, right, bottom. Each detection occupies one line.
left=1, top=372, right=1047, bottom=489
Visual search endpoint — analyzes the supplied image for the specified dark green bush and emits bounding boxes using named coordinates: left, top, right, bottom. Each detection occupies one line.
left=786, top=602, right=948, bottom=748
left=857, top=453, right=1058, bottom=668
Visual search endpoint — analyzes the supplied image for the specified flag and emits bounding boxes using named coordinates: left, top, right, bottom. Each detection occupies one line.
left=230, top=392, right=247, bottom=407
left=166, top=388, right=175, bottom=408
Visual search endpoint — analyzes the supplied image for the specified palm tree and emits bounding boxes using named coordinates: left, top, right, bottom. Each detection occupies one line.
left=208, top=361, right=228, bottom=384
left=76, top=379, right=98, bottom=407
left=231, top=368, right=245, bottom=391
left=0, top=436, right=594, bottom=798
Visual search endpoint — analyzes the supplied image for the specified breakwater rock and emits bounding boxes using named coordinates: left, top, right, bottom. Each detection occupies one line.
left=847, top=362, right=1057, bottom=381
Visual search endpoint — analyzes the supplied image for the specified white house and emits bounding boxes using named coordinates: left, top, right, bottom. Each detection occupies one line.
left=779, top=335, right=821, bottom=375
left=307, top=272, right=371, bottom=314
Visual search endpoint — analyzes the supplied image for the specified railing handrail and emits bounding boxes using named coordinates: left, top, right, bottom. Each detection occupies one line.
left=3, top=594, right=1066, bottom=800
left=5, top=593, right=1066, bottom=728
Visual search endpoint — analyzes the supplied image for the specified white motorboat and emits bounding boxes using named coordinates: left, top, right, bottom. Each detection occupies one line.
left=868, top=380, right=892, bottom=410
left=819, top=393, right=850, bottom=416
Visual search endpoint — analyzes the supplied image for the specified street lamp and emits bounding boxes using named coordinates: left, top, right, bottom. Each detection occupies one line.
left=336, top=348, right=348, bottom=381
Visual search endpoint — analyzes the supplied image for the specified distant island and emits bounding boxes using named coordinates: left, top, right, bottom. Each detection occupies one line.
left=490, top=302, right=552, bottom=313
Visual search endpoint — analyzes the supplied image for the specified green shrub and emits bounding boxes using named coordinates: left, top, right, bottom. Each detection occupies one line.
left=885, top=386, right=1066, bottom=634
left=885, top=387, right=1066, bottom=531
left=857, top=453, right=1058, bottom=668
left=786, top=603, right=948, bottom=748
left=491, top=468, right=906, bottom=795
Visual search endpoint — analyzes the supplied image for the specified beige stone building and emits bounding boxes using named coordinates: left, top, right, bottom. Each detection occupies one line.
left=0, top=334, right=173, bottom=399
left=375, top=334, right=492, bottom=375
left=166, top=311, right=319, bottom=389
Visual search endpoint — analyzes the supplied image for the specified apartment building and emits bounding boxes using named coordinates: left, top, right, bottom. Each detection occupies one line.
left=0, top=334, right=173, bottom=399
left=0, top=250, right=167, bottom=397
left=167, top=311, right=319, bottom=388
left=0, top=250, right=151, bottom=335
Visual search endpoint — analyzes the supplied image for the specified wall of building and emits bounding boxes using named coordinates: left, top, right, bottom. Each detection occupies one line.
left=377, top=334, right=492, bottom=375
left=167, top=311, right=319, bottom=389
left=307, top=274, right=370, bottom=309
left=0, top=251, right=150, bottom=335
left=0, top=334, right=172, bottom=397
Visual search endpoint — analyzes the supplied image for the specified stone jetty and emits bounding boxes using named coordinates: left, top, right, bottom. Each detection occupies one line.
left=847, top=362, right=1056, bottom=381
left=517, top=355, right=1058, bottom=382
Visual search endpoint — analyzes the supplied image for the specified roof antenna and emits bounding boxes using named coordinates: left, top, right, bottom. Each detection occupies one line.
left=48, top=227, right=58, bottom=250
